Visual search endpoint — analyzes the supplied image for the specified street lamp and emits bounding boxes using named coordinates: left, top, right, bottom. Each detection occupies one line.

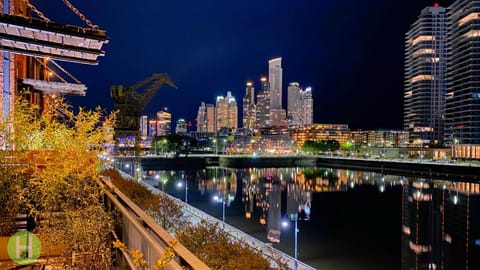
left=282, top=214, right=299, bottom=270
left=213, top=138, right=217, bottom=155
left=177, top=175, right=188, bottom=203
left=213, top=194, right=226, bottom=229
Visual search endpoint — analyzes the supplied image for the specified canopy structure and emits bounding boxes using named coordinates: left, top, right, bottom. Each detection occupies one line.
left=0, top=13, right=109, bottom=65
left=21, top=78, right=87, bottom=96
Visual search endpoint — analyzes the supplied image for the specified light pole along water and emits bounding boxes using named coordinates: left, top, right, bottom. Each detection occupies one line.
left=283, top=214, right=299, bottom=270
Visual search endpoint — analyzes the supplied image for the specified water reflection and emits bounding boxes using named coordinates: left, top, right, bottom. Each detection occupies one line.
left=140, top=166, right=480, bottom=270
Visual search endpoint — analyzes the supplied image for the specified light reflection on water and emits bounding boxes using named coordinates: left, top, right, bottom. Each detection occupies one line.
left=138, top=166, right=480, bottom=270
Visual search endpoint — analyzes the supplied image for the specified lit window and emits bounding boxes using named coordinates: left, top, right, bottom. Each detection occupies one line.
left=411, top=75, right=433, bottom=83
left=464, top=30, right=480, bottom=38
left=413, top=48, right=435, bottom=57
left=411, top=35, right=435, bottom=45
left=458, top=12, right=480, bottom=26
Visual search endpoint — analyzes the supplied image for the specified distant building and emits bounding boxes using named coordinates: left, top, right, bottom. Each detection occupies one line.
left=215, top=91, right=238, bottom=131
left=287, top=83, right=313, bottom=127
left=289, top=124, right=351, bottom=146
left=352, top=130, right=409, bottom=148
left=242, top=81, right=256, bottom=130
left=287, top=82, right=302, bottom=126
left=156, top=108, right=171, bottom=136
left=148, top=119, right=157, bottom=137
left=269, top=57, right=283, bottom=110
left=256, top=76, right=271, bottom=129
left=139, top=115, right=148, bottom=138
left=302, top=87, right=313, bottom=125
left=197, top=102, right=216, bottom=133
left=175, top=118, right=188, bottom=134
left=404, top=5, right=446, bottom=146
left=268, top=57, right=285, bottom=127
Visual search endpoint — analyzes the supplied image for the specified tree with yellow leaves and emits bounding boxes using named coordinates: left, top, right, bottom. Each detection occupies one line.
left=0, top=97, right=115, bottom=269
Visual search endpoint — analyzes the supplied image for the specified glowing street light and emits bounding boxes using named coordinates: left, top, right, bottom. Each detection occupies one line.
left=282, top=214, right=299, bottom=270
left=177, top=176, right=188, bottom=203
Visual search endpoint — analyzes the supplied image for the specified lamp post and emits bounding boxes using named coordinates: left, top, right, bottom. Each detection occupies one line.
left=213, top=193, right=226, bottom=229
left=177, top=176, right=188, bottom=203
left=213, top=138, right=217, bottom=155
left=282, top=215, right=299, bottom=270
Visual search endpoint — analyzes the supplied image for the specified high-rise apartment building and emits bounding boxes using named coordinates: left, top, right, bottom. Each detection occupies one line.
left=287, top=82, right=302, bottom=126
left=197, top=102, right=216, bottom=133
left=215, top=91, right=238, bottom=131
left=404, top=5, right=446, bottom=146
left=256, top=77, right=271, bottom=128
left=242, top=81, right=256, bottom=130
left=148, top=119, right=157, bottom=137
left=175, top=118, right=188, bottom=134
left=287, top=83, right=314, bottom=126
left=302, top=87, right=313, bottom=125
left=156, top=108, right=171, bottom=136
left=445, top=0, right=480, bottom=145
left=269, top=57, right=283, bottom=109
left=268, top=57, right=286, bottom=127
left=139, top=115, right=148, bottom=138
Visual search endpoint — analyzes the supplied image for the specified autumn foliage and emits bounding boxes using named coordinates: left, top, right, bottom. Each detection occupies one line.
left=0, top=98, right=115, bottom=269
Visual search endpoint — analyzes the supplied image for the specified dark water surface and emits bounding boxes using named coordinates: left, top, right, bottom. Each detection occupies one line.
left=137, top=167, right=480, bottom=270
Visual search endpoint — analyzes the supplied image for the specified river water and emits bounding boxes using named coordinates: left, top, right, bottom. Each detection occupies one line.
left=138, top=166, right=480, bottom=270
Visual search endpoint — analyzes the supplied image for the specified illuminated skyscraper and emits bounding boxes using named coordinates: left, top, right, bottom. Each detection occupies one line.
left=288, top=83, right=314, bottom=126
left=139, top=115, right=148, bottom=138
left=215, top=91, right=238, bottom=131
left=302, top=87, right=313, bottom=125
left=156, top=108, right=171, bottom=136
left=197, top=102, right=216, bottom=132
left=175, top=118, right=188, bottom=134
left=269, top=57, right=283, bottom=109
left=242, top=81, right=256, bottom=130
left=268, top=57, right=286, bottom=127
left=256, top=77, right=271, bottom=128
left=404, top=5, right=446, bottom=146
left=445, top=0, right=480, bottom=145
left=287, top=82, right=302, bottom=126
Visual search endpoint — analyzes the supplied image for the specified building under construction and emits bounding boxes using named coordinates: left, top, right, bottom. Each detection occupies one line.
left=0, top=0, right=108, bottom=137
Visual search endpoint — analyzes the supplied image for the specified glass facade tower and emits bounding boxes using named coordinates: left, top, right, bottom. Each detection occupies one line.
left=404, top=5, right=446, bottom=146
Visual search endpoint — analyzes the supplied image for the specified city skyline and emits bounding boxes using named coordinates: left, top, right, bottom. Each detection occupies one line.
left=33, top=0, right=455, bottom=130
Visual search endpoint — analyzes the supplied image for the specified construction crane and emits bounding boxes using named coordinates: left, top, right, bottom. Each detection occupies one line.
left=110, top=73, right=177, bottom=150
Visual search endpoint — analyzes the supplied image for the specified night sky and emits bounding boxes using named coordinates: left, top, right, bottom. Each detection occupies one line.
left=31, top=0, right=454, bottom=130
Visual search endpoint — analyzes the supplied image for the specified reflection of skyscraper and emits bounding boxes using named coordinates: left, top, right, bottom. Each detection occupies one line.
left=401, top=180, right=480, bottom=270
left=443, top=182, right=480, bottom=269
left=267, top=182, right=282, bottom=243
left=401, top=180, right=442, bottom=270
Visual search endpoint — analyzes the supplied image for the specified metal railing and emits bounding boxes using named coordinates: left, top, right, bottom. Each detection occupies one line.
left=99, top=177, right=210, bottom=270
left=141, top=181, right=317, bottom=270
